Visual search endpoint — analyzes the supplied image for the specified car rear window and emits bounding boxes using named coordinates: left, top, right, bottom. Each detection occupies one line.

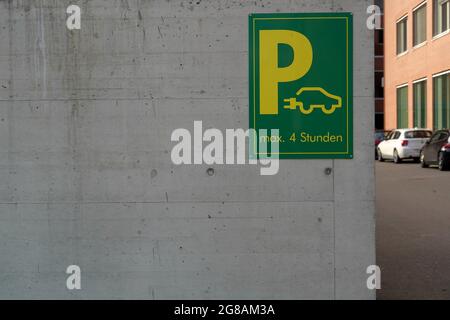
left=404, top=131, right=432, bottom=138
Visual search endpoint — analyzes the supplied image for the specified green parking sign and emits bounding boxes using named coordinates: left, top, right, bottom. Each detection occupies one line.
left=249, top=13, right=353, bottom=159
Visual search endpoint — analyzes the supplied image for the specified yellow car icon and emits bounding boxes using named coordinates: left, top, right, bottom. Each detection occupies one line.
left=283, top=87, right=342, bottom=115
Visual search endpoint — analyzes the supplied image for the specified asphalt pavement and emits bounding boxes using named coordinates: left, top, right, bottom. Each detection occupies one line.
left=376, top=160, right=450, bottom=299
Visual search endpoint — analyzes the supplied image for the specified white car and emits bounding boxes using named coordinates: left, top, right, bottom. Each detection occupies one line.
left=377, top=129, right=432, bottom=163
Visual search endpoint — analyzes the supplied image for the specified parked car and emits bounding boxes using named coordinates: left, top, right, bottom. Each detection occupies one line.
left=420, top=129, right=450, bottom=171
left=375, top=130, right=390, bottom=159
left=377, top=129, right=432, bottom=163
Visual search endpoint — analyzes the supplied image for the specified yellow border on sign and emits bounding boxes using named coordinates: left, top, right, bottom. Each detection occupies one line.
left=252, top=16, right=350, bottom=156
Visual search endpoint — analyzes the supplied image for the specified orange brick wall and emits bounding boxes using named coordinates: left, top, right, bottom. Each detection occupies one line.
left=384, top=0, right=450, bottom=130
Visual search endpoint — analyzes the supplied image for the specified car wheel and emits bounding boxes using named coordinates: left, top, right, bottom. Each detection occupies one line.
left=322, top=105, right=336, bottom=115
left=377, top=148, right=384, bottom=162
left=393, top=149, right=402, bottom=164
left=299, top=104, right=314, bottom=115
left=420, top=151, right=428, bottom=168
left=438, top=152, right=449, bottom=171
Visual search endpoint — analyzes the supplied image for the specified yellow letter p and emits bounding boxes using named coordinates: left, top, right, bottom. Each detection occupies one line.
left=259, top=30, right=313, bottom=115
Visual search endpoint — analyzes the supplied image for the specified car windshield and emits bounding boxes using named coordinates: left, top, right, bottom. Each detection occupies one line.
left=404, top=130, right=432, bottom=139
left=375, top=132, right=385, bottom=140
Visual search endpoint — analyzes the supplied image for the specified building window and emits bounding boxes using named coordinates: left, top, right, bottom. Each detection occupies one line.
left=413, top=80, right=427, bottom=128
left=413, top=3, right=427, bottom=46
left=433, top=0, right=450, bottom=36
left=397, top=16, right=408, bottom=54
left=433, top=72, right=450, bottom=129
left=375, top=72, right=384, bottom=98
left=375, top=113, right=385, bottom=130
left=378, top=29, right=384, bottom=44
left=397, top=85, right=409, bottom=128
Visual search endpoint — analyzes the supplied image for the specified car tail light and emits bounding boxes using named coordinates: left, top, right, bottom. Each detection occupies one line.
left=401, top=140, right=409, bottom=147
left=442, top=144, right=450, bottom=151
left=375, top=139, right=381, bottom=145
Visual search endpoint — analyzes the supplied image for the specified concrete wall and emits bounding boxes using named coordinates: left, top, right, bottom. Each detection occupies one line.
left=0, top=0, right=374, bottom=299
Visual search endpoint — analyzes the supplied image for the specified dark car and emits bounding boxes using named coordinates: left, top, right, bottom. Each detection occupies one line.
left=420, top=129, right=450, bottom=171
left=375, top=130, right=390, bottom=159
